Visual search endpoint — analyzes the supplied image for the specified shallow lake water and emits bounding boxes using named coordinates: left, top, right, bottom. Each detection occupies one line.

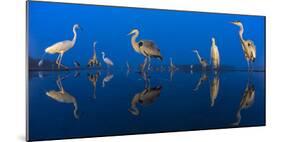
left=28, top=69, right=265, bottom=141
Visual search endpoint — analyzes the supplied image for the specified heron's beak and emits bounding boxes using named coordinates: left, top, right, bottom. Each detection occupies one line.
left=127, top=31, right=134, bottom=36
left=230, top=21, right=238, bottom=25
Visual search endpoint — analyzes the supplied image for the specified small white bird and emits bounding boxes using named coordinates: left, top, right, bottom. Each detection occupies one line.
left=210, top=37, right=220, bottom=71
left=101, top=52, right=114, bottom=68
left=39, top=24, right=81, bottom=69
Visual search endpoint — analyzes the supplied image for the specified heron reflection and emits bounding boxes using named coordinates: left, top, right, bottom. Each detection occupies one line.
left=232, top=79, right=255, bottom=126
left=102, top=72, right=114, bottom=87
left=45, top=75, right=79, bottom=119
left=169, top=58, right=177, bottom=81
left=193, top=72, right=208, bottom=92
left=210, top=74, right=220, bottom=107
left=128, top=85, right=162, bottom=116
left=126, top=61, right=131, bottom=77
left=88, top=72, right=100, bottom=99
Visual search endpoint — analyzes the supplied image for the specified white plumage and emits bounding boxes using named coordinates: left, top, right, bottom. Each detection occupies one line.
left=39, top=24, right=81, bottom=69
left=101, top=52, right=114, bottom=67
left=210, top=37, right=220, bottom=70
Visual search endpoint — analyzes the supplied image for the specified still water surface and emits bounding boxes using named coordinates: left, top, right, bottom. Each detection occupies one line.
left=28, top=69, right=265, bottom=141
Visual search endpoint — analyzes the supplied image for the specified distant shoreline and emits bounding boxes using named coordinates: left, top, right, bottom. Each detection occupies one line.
left=29, top=67, right=265, bottom=72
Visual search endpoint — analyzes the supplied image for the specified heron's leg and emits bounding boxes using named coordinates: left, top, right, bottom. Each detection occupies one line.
left=55, top=54, right=62, bottom=69
left=56, top=76, right=64, bottom=92
left=141, top=57, right=148, bottom=72
left=58, top=53, right=68, bottom=69
left=148, top=57, right=151, bottom=70
left=247, top=60, right=250, bottom=73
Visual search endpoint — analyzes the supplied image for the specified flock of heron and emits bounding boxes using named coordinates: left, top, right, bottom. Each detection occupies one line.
left=38, top=21, right=256, bottom=73
left=36, top=21, right=257, bottom=127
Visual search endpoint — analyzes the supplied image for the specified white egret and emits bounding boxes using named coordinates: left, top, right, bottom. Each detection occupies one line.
left=101, top=52, right=114, bottom=68
left=210, top=37, right=220, bottom=71
left=39, top=24, right=81, bottom=69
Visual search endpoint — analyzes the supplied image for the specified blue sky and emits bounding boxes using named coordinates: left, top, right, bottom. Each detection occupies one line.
left=28, top=1, right=265, bottom=68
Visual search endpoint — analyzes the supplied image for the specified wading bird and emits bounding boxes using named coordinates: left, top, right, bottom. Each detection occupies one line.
left=39, top=24, right=81, bottom=69
left=210, top=74, right=220, bottom=107
left=128, top=29, right=163, bottom=72
left=88, top=41, right=101, bottom=67
left=101, top=52, right=114, bottom=69
left=231, top=21, right=256, bottom=71
left=169, top=58, right=177, bottom=71
left=45, top=75, right=79, bottom=119
left=193, top=50, right=208, bottom=70
left=210, top=37, right=220, bottom=71
left=128, top=86, right=162, bottom=116
left=73, top=60, right=80, bottom=68
left=232, top=79, right=255, bottom=126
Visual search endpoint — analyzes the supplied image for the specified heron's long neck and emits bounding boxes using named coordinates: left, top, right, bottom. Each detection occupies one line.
left=93, top=44, right=96, bottom=55
left=131, top=32, right=140, bottom=53
left=72, top=27, right=77, bottom=46
left=195, top=52, right=202, bottom=61
left=239, top=25, right=244, bottom=41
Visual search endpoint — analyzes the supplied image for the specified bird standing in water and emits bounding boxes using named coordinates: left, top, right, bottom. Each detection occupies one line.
left=39, top=24, right=82, bottom=69
left=88, top=41, right=101, bottom=68
left=193, top=50, right=208, bottom=70
left=231, top=21, right=256, bottom=72
left=128, top=29, right=163, bottom=72
left=101, top=52, right=114, bottom=69
left=210, top=37, right=220, bottom=72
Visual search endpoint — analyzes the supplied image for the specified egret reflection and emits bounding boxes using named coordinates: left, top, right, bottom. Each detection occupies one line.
left=128, top=85, right=162, bottom=116
left=126, top=61, right=131, bottom=77
left=45, top=75, right=79, bottom=119
left=232, top=79, right=255, bottom=126
left=210, top=74, right=220, bottom=107
left=102, top=72, right=114, bottom=87
left=88, top=72, right=100, bottom=99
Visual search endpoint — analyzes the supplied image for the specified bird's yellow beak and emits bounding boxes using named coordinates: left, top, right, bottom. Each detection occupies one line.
left=127, top=30, right=135, bottom=36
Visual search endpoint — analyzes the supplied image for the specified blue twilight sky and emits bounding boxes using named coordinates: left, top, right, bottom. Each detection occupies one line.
left=28, top=1, right=265, bottom=68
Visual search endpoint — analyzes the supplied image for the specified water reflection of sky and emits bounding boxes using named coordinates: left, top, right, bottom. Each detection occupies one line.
left=28, top=70, right=265, bottom=141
